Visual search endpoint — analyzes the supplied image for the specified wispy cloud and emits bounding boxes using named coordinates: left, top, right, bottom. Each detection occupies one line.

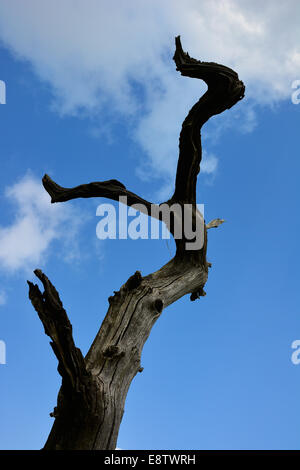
left=201, top=152, right=218, bottom=175
left=0, top=173, right=86, bottom=273
left=0, top=290, right=7, bottom=306
left=0, top=0, right=298, bottom=184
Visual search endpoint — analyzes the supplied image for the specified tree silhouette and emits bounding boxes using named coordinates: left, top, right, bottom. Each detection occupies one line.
left=27, top=36, right=245, bottom=450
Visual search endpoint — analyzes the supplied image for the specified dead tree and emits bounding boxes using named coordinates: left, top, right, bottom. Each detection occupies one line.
left=27, top=36, right=245, bottom=450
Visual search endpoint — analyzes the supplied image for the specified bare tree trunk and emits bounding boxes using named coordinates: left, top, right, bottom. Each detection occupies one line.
left=27, top=36, right=245, bottom=450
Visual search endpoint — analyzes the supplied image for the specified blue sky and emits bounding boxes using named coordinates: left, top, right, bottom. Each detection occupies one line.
left=0, top=0, right=300, bottom=450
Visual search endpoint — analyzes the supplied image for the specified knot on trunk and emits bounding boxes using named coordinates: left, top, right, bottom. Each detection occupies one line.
left=124, top=271, right=142, bottom=291
left=50, top=406, right=59, bottom=418
left=153, top=298, right=164, bottom=313
left=190, top=287, right=206, bottom=301
left=103, top=345, right=125, bottom=358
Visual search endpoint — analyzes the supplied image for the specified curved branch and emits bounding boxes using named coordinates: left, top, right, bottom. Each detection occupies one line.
left=42, top=174, right=158, bottom=218
left=172, top=36, right=245, bottom=203
left=41, top=39, right=244, bottom=264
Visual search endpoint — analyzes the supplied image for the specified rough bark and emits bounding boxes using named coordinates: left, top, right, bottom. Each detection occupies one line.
left=28, top=36, right=245, bottom=450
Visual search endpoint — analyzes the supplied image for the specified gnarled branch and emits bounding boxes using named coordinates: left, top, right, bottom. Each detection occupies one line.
left=42, top=173, right=157, bottom=218
left=28, top=269, right=87, bottom=391
left=28, top=36, right=245, bottom=450
left=172, top=36, right=245, bottom=203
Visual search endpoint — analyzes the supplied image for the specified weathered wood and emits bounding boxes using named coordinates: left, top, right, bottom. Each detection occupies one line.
left=28, top=36, right=245, bottom=450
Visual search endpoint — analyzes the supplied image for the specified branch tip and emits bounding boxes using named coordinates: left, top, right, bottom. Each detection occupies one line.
left=206, top=218, right=225, bottom=229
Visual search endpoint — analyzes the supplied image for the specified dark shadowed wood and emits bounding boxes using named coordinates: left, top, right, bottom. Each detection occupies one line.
left=28, top=36, right=245, bottom=450
left=172, top=36, right=244, bottom=203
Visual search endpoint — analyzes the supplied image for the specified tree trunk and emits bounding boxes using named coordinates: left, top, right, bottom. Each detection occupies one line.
left=27, top=36, right=245, bottom=450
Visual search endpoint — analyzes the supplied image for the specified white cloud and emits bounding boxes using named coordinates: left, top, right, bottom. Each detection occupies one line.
left=0, top=0, right=298, bottom=183
left=0, top=174, right=85, bottom=273
left=0, top=290, right=7, bottom=306
left=201, top=152, right=218, bottom=175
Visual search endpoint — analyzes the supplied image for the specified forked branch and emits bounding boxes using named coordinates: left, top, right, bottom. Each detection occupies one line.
left=42, top=37, right=244, bottom=261
left=28, top=36, right=245, bottom=450
left=28, top=269, right=87, bottom=391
